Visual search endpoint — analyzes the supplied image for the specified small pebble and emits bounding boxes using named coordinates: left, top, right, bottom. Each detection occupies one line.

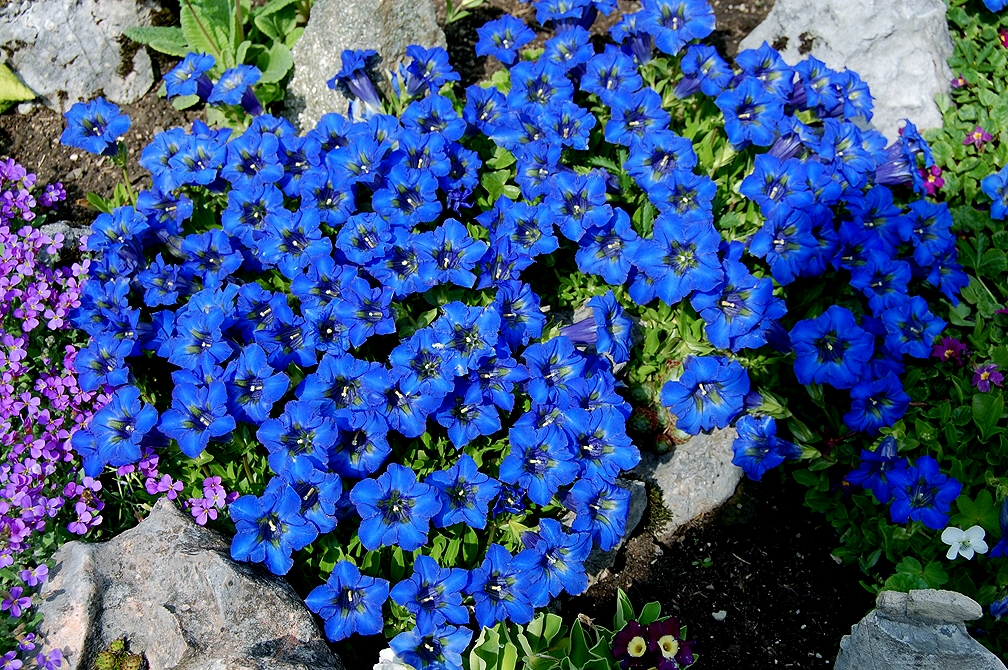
left=816, top=653, right=822, bottom=659
left=69, top=153, right=78, bottom=161
left=705, top=584, right=715, bottom=590
left=712, top=610, right=727, bottom=621
left=801, top=624, right=807, bottom=630
left=655, top=545, right=664, bottom=556
left=17, top=102, right=34, bottom=114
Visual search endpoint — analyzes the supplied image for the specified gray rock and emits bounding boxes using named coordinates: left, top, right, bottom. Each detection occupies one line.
left=36, top=498, right=342, bottom=670
left=835, top=589, right=1005, bottom=670
left=632, top=428, right=742, bottom=545
left=0, top=0, right=156, bottom=111
left=285, top=0, right=445, bottom=130
left=39, top=221, right=88, bottom=265
left=583, top=478, right=647, bottom=585
left=739, top=0, right=954, bottom=141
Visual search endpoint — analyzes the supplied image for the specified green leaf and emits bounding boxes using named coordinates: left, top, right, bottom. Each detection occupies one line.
left=972, top=390, right=1005, bottom=442
left=258, top=41, right=293, bottom=83
left=569, top=621, right=591, bottom=668
left=885, top=572, right=928, bottom=592
left=614, top=589, right=634, bottom=631
left=637, top=601, right=661, bottom=625
left=180, top=0, right=232, bottom=68
left=951, top=490, right=1001, bottom=535
left=86, top=192, right=112, bottom=214
left=122, top=26, right=190, bottom=57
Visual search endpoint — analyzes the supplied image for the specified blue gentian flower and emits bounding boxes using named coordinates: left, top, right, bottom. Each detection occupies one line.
left=160, top=382, right=236, bottom=458
left=168, top=133, right=227, bottom=186
left=334, top=276, right=396, bottom=348
left=463, top=85, right=507, bottom=134
left=849, top=250, right=911, bottom=314
left=258, top=208, right=332, bottom=279
left=547, top=170, right=613, bottom=242
left=633, top=212, right=722, bottom=306
left=61, top=98, right=131, bottom=156
left=494, top=281, right=547, bottom=348
left=830, top=70, right=874, bottom=122
left=846, top=436, right=907, bottom=504
left=331, top=411, right=392, bottom=478
left=735, top=42, right=794, bottom=99
left=469, top=344, right=530, bottom=412
left=604, top=89, right=670, bottom=146
left=576, top=208, right=639, bottom=285
left=392, top=623, right=472, bottom=670
left=163, top=52, right=215, bottom=100
left=843, top=372, right=910, bottom=435
left=660, top=355, right=749, bottom=435
left=567, top=478, right=630, bottom=551
left=610, top=13, right=654, bottom=64
left=305, top=560, right=390, bottom=641
left=136, top=187, right=194, bottom=236
left=690, top=241, right=786, bottom=352
left=258, top=400, right=337, bottom=477
left=641, top=0, right=715, bottom=56
left=291, top=253, right=351, bottom=311
left=328, top=49, right=383, bottom=117
left=350, top=463, right=441, bottom=551
left=414, top=218, right=489, bottom=288
left=748, top=206, right=817, bottom=285
left=298, top=353, right=390, bottom=418
left=88, top=385, right=159, bottom=475
left=222, top=183, right=284, bottom=246
left=436, top=382, right=501, bottom=448
left=588, top=290, right=633, bottom=364
left=427, top=454, right=502, bottom=529
left=395, top=45, right=460, bottom=99
left=676, top=45, right=733, bottom=97
left=229, top=476, right=319, bottom=575
left=626, top=131, right=698, bottom=193
left=523, top=336, right=587, bottom=406
left=466, top=544, right=535, bottom=628
left=136, top=253, right=189, bottom=307
left=789, top=306, right=874, bottom=389
left=982, top=165, right=1008, bottom=220
left=401, top=94, right=467, bottom=142
left=992, top=595, right=1008, bottom=621
left=739, top=154, right=813, bottom=215
left=881, top=296, right=945, bottom=359
left=499, top=424, right=579, bottom=506
left=988, top=499, right=1008, bottom=558
left=76, top=333, right=134, bottom=392
left=887, top=454, right=961, bottom=530
left=222, top=130, right=283, bottom=187
left=793, top=55, right=840, bottom=112
left=389, top=554, right=469, bottom=628
left=389, top=328, right=457, bottom=396
left=208, top=65, right=262, bottom=113
left=300, top=168, right=356, bottom=227
left=715, top=77, right=784, bottom=148
left=280, top=458, right=343, bottom=534
left=337, top=212, right=392, bottom=265
left=513, top=518, right=593, bottom=607
left=254, top=309, right=318, bottom=369
left=278, top=133, right=323, bottom=196
left=139, top=127, right=186, bottom=191
left=180, top=229, right=244, bottom=287
left=731, top=414, right=801, bottom=481
left=544, top=26, right=595, bottom=71
left=906, top=200, right=954, bottom=266
left=493, top=483, right=527, bottom=517
left=508, top=59, right=575, bottom=110
left=476, top=15, right=536, bottom=65
left=925, top=247, right=969, bottom=306
left=433, top=302, right=501, bottom=373
left=372, top=164, right=443, bottom=228
left=515, top=142, right=563, bottom=200
left=568, top=406, right=639, bottom=482
left=649, top=171, right=716, bottom=216
left=224, top=343, right=289, bottom=424
left=580, top=46, right=643, bottom=105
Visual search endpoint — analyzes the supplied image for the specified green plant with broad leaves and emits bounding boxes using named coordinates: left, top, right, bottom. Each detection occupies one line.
left=0, top=63, right=35, bottom=113
left=123, top=0, right=308, bottom=112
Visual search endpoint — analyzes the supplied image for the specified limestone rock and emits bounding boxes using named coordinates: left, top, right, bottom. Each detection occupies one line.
left=285, top=0, right=445, bottom=130
left=632, top=428, right=742, bottom=545
left=36, top=497, right=342, bottom=670
left=0, top=0, right=157, bottom=111
left=835, top=589, right=1005, bottom=670
left=740, top=0, right=954, bottom=140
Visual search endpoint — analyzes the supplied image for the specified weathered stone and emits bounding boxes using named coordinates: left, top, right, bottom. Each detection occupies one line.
left=583, top=478, right=648, bottom=584
left=835, top=589, right=1005, bottom=670
left=0, top=0, right=157, bottom=111
left=632, top=428, right=742, bottom=545
left=36, top=498, right=342, bottom=670
left=740, top=0, right=954, bottom=140
left=285, top=0, right=445, bottom=130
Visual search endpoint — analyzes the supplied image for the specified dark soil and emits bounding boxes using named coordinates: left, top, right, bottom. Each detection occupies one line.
left=567, top=473, right=875, bottom=669
left=0, top=81, right=200, bottom=228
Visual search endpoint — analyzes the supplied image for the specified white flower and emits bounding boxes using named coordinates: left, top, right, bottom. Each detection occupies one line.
left=374, top=648, right=415, bottom=670
left=941, top=525, right=989, bottom=560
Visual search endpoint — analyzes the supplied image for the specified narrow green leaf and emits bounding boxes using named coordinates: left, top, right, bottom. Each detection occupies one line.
left=122, top=26, right=190, bottom=57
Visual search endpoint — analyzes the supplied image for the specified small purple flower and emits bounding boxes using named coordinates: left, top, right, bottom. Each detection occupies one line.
left=973, top=363, right=1004, bottom=392
left=19, top=564, right=48, bottom=587
left=1, top=586, right=31, bottom=617
left=951, top=73, right=967, bottom=89
left=931, top=336, right=969, bottom=366
left=963, top=125, right=993, bottom=149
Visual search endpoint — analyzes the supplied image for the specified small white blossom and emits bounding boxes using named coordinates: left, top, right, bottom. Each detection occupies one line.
left=374, top=648, right=414, bottom=670
left=941, top=525, right=988, bottom=560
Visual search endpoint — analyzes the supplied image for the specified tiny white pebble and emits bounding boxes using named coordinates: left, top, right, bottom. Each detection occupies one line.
left=801, top=624, right=807, bottom=630
left=69, top=153, right=78, bottom=161
left=712, top=610, right=727, bottom=621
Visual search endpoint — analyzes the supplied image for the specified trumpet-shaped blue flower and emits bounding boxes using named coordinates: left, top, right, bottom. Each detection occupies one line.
left=523, top=336, right=587, bottom=406
left=846, top=436, right=907, bottom=504
left=467, top=544, right=535, bottom=628
left=61, top=97, right=131, bottom=155
left=391, top=622, right=472, bottom=670
left=660, top=355, right=749, bottom=435
left=626, top=131, right=698, bottom=193
left=334, top=276, right=396, bottom=348
left=789, top=306, right=874, bottom=389
left=844, top=372, right=909, bottom=434
left=390, top=554, right=469, bottom=628
left=715, top=77, right=784, bottom=148
left=328, top=49, right=382, bottom=116
left=566, top=478, right=629, bottom=551
left=88, top=385, right=159, bottom=476
left=476, top=15, right=536, bottom=65
left=581, top=46, right=643, bottom=105
left=160, top=382, right=235, bottom=458
left=76, top=332, right=134, bottom=392
left=330, top=411, right=392, bottom=478
left=351, top=463, right=441, bottom=551
left=230, top=476, right=318, bottom=575
left=164, top=52, right=215, bottom=100
left=427, top=454, right=502, bottom=529
left=731, top=414, right=801, bottom=481
left=605, top=89, right=670, bottom=146
left=881, top=296, right=945, bottom=359
left=436, top=382, right=501, bottom=448
left=433, top=302, right=501, bottom=373
left=982, top=165, right=1008, bottom=220
left=888, top=454, right=961, bottom=530
left=568, top=406, right=639, bottom=483
left=676, top=44, right=733, bottom=97
left=306, top=560, right=389, bottom=641
left=224, top=344, right=289, bottom=424
left=280, top=458, right=342, bottom=534
left=514, top=519, right=592, bottom=607
left=576, top=208, right=639, bottom=285
left=499, top=424, right=579, bottom=506
left=258, top=400, right=337, bottom=476
left=642, top=0, right=715, bottom=56
left=748, top=206, right=817, bottom=285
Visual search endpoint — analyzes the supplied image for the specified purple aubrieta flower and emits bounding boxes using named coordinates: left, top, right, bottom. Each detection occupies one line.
left=19, top=564, right=48, bottom=588
left=350, top=463, right=441, bottom=551
left=1, top=586, right=31, bottom=618
left=973, top=363, right=1005, bottom=393
left=229, top=476, right=319, bottom=575
left=306, top=560, right=390, bottom=642
left=61, top=97, right=131, bottom=156
left=887, top=454, right=961, bottom=531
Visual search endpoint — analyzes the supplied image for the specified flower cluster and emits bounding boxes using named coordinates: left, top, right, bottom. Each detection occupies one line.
left=0, top=159, right=65, bottom=226
left=64, top=0, right=974, bottom=659
left=612, top=618, right=695, bottom=670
